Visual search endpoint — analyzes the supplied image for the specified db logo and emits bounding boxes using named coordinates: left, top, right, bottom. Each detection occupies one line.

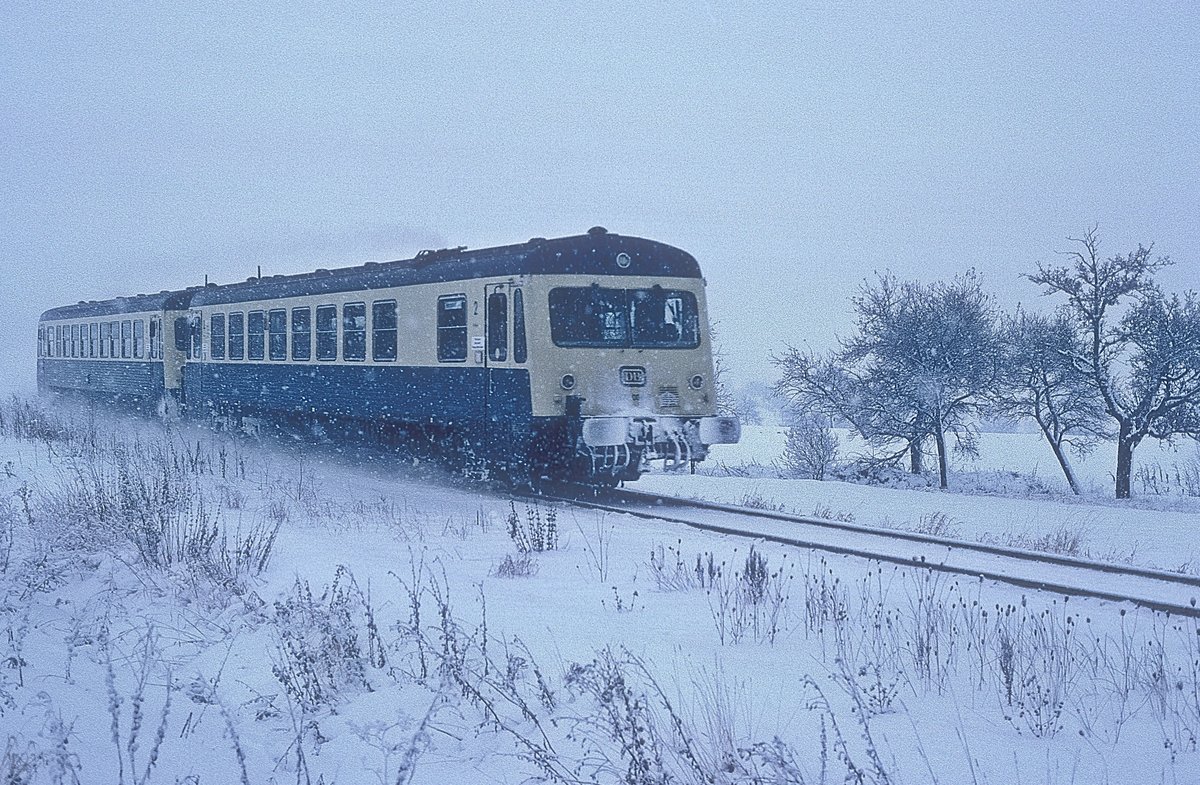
left=619, top=366, right=646, bottom=386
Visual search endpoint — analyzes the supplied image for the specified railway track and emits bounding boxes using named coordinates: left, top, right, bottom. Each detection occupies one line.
left=538, top=483, right=1200, bottom=618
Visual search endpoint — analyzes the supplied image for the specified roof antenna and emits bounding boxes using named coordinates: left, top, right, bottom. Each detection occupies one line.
left=205, top=274, right=209, bottom=286
left=257, top=265, right=262, bottom=279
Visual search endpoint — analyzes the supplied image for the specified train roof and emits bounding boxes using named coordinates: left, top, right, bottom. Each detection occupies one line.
left=40, top=288, right=199, bottom=322
left=188, top=229, right=702, bottom=307
left=39, top=229, right=702, bottom=319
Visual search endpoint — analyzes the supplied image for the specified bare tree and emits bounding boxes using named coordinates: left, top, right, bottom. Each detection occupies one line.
left=1028, top=228, right=1200, bottom=498
left=993, top=309, right=1109, bottom=494
left=773, top=347, right=929, bottom=473
left=775, top=271, right=999, bottom=488
left=709, top=320, right=738, bottom=417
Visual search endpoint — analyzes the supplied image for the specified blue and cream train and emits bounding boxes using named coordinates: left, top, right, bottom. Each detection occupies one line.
left=36, top=228, right=740, bottom=484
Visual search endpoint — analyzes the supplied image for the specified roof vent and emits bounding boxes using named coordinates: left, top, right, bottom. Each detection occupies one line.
left=364, top=261, right=379, bottom=267
left=246, top=277, right=257, bottom=282
left=587, top=226, right=608, bottom=236
left=528, top=237, right=546, bottom=244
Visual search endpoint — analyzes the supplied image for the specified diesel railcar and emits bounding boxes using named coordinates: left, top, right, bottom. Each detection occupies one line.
left=37, top=228, right=740, bottom=484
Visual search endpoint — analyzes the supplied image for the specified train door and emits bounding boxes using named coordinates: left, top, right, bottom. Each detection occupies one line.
left=483, top=283, right=529, bottom=476
left=484, top=283, right=510, bottom=426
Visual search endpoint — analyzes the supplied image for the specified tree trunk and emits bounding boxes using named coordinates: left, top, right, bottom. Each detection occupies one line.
left=1049, top=440, right=1082, bottom=495
left=1115, top=425, right=1140, bottom=499
left=909, top=439, right=923, bottom=474
left=1037, top=421, right=1082, bottom=495
left=934, top=426, right=948, bottom=489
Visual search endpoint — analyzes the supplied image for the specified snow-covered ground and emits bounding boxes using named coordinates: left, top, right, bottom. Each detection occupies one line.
left=1, top=403, right=1199, bottom=783
left=634, top=427, right=1200, bottom=573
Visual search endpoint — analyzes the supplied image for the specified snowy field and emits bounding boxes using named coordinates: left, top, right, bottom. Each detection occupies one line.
left=1, top=401, right=1199, bottom=783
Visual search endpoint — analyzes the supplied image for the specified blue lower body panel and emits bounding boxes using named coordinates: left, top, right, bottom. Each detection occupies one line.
left=183, top=362, right=534, bottom=464
left=37, top=359, right=164, bottom=402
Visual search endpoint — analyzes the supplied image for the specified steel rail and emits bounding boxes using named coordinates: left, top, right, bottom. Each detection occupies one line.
left=537, top=483, right=1200, bottom=618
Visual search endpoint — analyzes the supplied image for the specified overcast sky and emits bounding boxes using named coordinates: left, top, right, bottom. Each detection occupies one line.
left=2, top=2, right=1197, bottom=393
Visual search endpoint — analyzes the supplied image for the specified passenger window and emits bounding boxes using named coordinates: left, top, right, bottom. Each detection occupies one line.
left=247, top=311, right=265, bottom=360
left=134, top=320, right=145, bottom=359
left=99, top=323, right=107, bottom=358
left=343, top=303, right=366, bottom=361
left=210, top=314, right=225, bottom=360
left=154, top=317, right=163, bottom=359
left=513, top=288, right=527, bottom=364
left=148, top=319, right=157, bottom=360
left=315, top=305, right=337, bottom=361
left=268, top=309, right=287, bottom=361
left=228, top=313, right=245, bottom=360
left=487, top=292, right=507, bottom=362
left=372, top=300, right=397, bottom=362
left=291, top=307, right=311, bottom=361
left=437, top=295, right=467, bottom=362
left=37, top=327, right=43, bottom=358
left=88, top=323, right=97, bottom=357
left=121, top=321, right=132, bottom=359
left=71, top=324, right=79, bottom=357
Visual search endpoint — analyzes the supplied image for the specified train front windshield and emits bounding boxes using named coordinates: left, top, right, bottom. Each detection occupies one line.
left=549, top=286, right=700, bottom=348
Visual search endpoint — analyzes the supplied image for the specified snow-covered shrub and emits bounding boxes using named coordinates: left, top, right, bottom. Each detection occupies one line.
left=505, top=502, right=557, bottom=554
left=563, top=649, right=675, bottom=784
left=707, top=547, right=791, bottom=645
left=1136, top=456, right=1200, bottom=498
left=0, top=697, right=83, bottom=783
left=994, top=605, right=1075, bottom=739
left=780, top=415, right=839, bottom=480
left=564, top=648, right=891, bottom=785
left=808, top=503, right=856, bottom=523
left=0, top=396, right=80, bottom=448
left=980, top=522, right=1088, bottom=557
left=491, top=553, right=538, bottom=578
left=37, top=440, right=280, bottom=591
left=911, top=511, right=960, bottom=537
left=575, top=517, right=614, bottom=583
left=737, top=492, right=788, bottom=512
left=833, top=459, right=933, bottom=489
left=647, top=542, right=717, bottom=592
left=271, top=568, right=388, bottom=714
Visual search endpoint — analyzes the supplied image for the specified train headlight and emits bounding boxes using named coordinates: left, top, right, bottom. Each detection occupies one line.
left=561, top=374, right=576, bottom=390
left=689, top=374, right=704, bottom=390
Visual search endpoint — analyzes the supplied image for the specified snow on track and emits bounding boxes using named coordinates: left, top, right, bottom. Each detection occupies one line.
left=551, top=485, right=1200, bottom=617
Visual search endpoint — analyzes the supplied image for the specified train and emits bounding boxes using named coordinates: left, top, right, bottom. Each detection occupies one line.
left=36, top=227, right=740, bottom=484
